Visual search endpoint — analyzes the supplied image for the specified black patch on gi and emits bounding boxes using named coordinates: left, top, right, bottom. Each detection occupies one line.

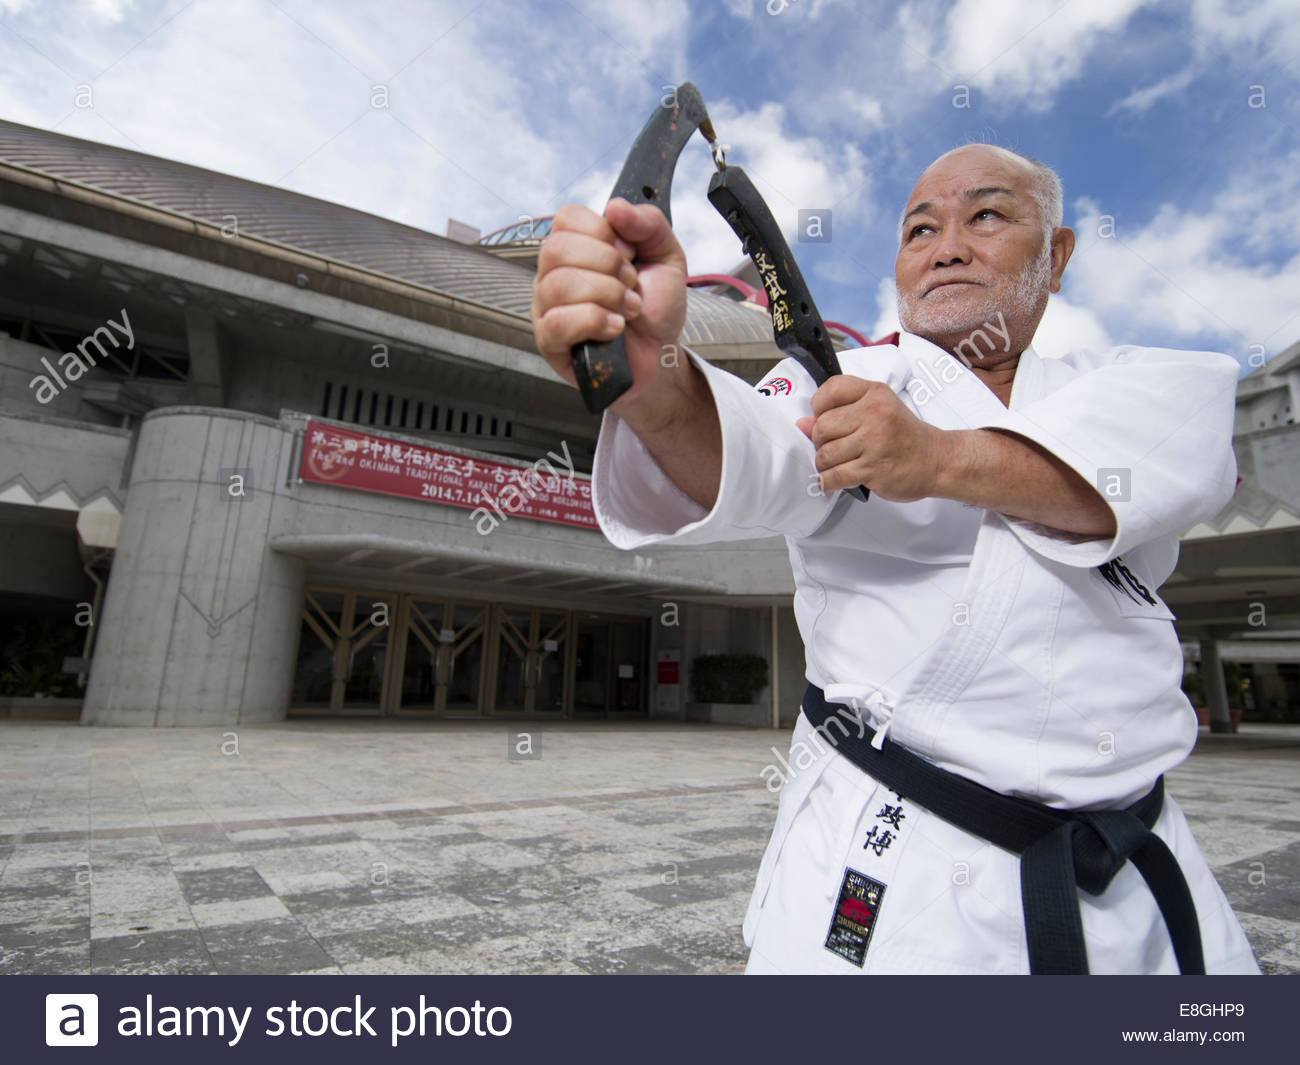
left=1096, top=556, right=1156, bottom=606
left=824, top=868, right=886, bottom=968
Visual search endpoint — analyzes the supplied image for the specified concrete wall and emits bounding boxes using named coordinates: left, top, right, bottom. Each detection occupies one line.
left=1, top=334, right=115, bottom=426
left=0, top=333, right=190, bottom=427
left=83, top=408, right=306, bottom=726
left=1235, top=367, right=1299, bottom=434
left=1249, top=425, right=1300, bottom=512
left=0, top=410, right=132, bottom=507
left=220, top=322, right=601, bottom=471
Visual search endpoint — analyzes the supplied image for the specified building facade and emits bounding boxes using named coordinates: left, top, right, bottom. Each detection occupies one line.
left=0, top=119, right=812, bottom=727
left=0, top=119, right=1295, bottom=729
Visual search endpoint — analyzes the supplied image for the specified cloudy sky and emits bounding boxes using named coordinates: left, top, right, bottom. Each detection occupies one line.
left=1, top=0, right=1296, bottom=372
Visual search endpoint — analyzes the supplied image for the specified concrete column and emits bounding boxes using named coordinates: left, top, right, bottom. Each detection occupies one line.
left=770, top=604, right=780, bottom=728
left=83, top=407, right=303, bottom=725
left=183, top=307, right=230, bottom=408
left=1198, top=631, right=1233, bottom=734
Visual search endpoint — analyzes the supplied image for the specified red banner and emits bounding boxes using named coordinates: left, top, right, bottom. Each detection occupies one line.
left=298, top=420, right=597, bottom=531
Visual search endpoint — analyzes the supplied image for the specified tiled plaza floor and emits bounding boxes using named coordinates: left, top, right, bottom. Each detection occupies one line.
left=1, top=718, right=1296, bottom=975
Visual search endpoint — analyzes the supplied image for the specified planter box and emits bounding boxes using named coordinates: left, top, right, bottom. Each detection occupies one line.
left=684, top=702, right=768, bottom=727
left=0, top=696, right=83, bottom=720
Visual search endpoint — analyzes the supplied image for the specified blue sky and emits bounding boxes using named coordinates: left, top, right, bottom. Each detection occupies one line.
left=1, top=0, right=1296, bottom=373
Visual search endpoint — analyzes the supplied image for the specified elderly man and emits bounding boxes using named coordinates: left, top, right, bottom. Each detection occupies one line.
left=530, top=144, right=1260, bottom=974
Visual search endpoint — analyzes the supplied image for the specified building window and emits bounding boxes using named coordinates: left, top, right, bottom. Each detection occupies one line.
left=14, top=316, right=189, bottom=380
left=319, top=381, right=514, bottom=440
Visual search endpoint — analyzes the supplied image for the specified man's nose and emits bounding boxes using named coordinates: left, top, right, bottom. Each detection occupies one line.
left=931, top=223, right=971, bottom=267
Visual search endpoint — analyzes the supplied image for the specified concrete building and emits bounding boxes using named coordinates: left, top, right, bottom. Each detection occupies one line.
left=0, top=119, right=833, bottom=728
left=0, top=118, right=1296, bottom=729
left=1168, top=341, right=1300, bottom=727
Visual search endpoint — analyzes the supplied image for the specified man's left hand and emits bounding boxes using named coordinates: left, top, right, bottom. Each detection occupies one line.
left=795, top=377, right=952, bottom=501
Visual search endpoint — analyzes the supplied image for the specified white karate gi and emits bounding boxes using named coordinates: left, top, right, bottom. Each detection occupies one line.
left=592, top=330, right=1261, bottom=975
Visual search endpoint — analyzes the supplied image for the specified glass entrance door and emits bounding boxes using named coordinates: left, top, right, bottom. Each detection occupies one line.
left=397, top=599, right=487, bottom=716
left=492, top=607, right=569, bottom=715
left=291, top=589, right=344, bottom=710
left=608, top=620, right=645, bottom=715
left=343, top=595, right=393, bottom=710
left=573, top=620, right=610, bottom=717
left=290, top=588, right=394, bottom=713
left=573, top=616, right=646, bottom=717
left=291, top=592, right=646, bottom=719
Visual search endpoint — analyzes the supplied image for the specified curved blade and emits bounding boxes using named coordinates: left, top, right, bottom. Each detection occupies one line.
left=571, top=82, right=716, bottom=413
left=707, top=165, right=868, bottom=502
left=607, top=81, right=715, bottom=224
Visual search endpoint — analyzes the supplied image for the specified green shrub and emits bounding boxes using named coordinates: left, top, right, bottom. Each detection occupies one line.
left=689, top=654, right=768, bottom=704
left=1180, top=670, right=1205, bottom=705
left=1181, top=662, right=1245, bottom=708
left=0, top=618, right=83, bottom=698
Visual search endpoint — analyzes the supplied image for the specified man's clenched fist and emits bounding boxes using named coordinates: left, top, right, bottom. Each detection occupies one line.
left=531, top=198, right=690, bottom=418
left=796, top=377, right=953, bottom=501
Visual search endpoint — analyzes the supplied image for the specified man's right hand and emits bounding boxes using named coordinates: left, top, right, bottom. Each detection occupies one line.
left=531, top=197, right=689, bottom=423
left=531, top=197, right=722, bottom=510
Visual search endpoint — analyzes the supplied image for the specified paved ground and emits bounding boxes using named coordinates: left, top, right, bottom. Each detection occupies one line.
left=1, top=718, right=1297, bottom=975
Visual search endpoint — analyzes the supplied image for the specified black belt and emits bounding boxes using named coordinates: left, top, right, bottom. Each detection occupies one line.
left=803, top=683, right=1205, bottom=974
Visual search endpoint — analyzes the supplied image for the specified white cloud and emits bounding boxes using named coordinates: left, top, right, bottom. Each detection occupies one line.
left=1106, top=65, right=1196, bottom=117
left=722, top=0, right=852, bottom=21
left=1189, top=0, right=1300, bottom=60
left=85, top=0, right=134, bottom=21
left=836, top=89, right=885, bottom=130
left=0, top=0, right=701, bottom=241
left=575, top=98, right=877, bottom=278
left=898, top=0, right=1152, bottom=111
left=1063, top=154, right=1300, bottom=359
left=1030, top=295, right=1114, bottom=358
left=568, top=0, right=690, bottom=85
left=889, top=1, right=1297, bottom=118
left=871, top=277, right=901, bottom=339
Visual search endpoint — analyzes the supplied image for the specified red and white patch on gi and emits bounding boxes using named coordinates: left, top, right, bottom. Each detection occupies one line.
left=756, top=376, right=792, bottom=397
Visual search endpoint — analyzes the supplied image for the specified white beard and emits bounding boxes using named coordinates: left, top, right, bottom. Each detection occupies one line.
left=899, top=235, right=1052, bottom=341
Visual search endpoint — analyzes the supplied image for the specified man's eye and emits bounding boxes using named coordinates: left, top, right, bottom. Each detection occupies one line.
left=908, top=224, right=932, bottom=239
left=972, top=209, right=1001, bottom=222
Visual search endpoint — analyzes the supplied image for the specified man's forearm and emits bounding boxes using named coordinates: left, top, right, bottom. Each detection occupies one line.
left=934, top=428, right=1117, bottom=538
left=617, top=358, right=723, bottom=510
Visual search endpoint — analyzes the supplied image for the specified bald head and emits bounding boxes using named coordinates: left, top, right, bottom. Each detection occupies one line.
left=901, top=144, right=1063, bottom=244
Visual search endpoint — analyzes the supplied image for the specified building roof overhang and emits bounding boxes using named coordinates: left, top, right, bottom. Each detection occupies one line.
left=270, top=532, right=727, bottom=599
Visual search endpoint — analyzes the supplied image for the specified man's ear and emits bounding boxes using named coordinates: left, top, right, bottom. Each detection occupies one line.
left=1048, top=227, right=1075, bottom=293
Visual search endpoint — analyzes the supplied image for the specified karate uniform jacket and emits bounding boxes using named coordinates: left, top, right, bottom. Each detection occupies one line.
left=591, top=330, right=1261, bottom=975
